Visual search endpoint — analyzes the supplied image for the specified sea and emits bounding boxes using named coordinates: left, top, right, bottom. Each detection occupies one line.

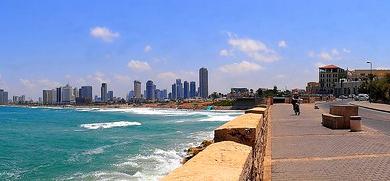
left=0, top=105, right=242, bottom=180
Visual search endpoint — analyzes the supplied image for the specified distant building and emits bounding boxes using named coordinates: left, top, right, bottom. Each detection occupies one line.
left=349, top=69, right=390, bottom=81
left=77, top=86, right=93, bottom=104
left=73, top=87, right=79, bottom=101
left=0, top=89, right=8, bottom=104
left=306, top=82, right=320, bottom=94
left=127, top=90, right=134, bottom=101
left=319, top=65, right=347, bottom=94
left=107, top=91, right=114, bottom=101
left=190, top=81, right=196, bottom=98
left=183, top=81, right=189, bottom=99
left=61, top=84, right=73, bottom=103
left=134, top=80, right=142, bottom=99
left=176, top=79, right=183, bottom=99
left=146, top=80, right=155, bottom=100
left=101, top=83, right=107, bottom=102
left=51, top=89, right=57, bottom=104
left=199, top=67, right=208, bottom=98
left=56, top=87, right=62, bottom=103
left=171, top=83, right=177, bottom=100
left=228, top=88, right=249, bottom=99
left=162, top=89, right=168, bottom=100
left=334, top=79, right=362, bottom=97
left=42, top=90, right=52, bottom=104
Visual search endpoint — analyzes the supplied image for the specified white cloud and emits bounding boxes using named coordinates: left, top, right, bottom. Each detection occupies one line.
left=219, top=49, right=231, bottom=56
left=278, top=40, right=287, bottom=48
left=308, top=48, right=349, bottom=61
left=19, top=78, right=60, bottom=89
left=127, top=60, right=151, bottom=71
left=144, top=45, right=152, bottom=53
left=219, top=61, right=262, bottom=73
left=342, top=48, right=351, bottom=53
left=90, top=26, right=120, bottom=42
left=157, top=72, right=177, bottom=80
left=227, top=37, right=280, bottom=62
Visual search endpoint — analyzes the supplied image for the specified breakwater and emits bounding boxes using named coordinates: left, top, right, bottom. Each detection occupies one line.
left=163, top=106, right=270, bottom=181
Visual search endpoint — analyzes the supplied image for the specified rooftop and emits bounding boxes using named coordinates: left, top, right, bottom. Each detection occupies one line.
left=319, top=64, right=340, bottom=69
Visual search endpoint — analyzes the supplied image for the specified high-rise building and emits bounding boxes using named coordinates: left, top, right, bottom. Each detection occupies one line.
left=51, top=89, right=57, bottom=104
left=77, top=86, right=93, bottom=104
left=0, top=89, right=8, bottom=105
left=56, top=87, right=62, bottom=103
left=107, top=91, right=114, bottom=101
left=176, top=79, right=183, bottom=99
left=162, top=89, right=168, bottom=100
left=146, top=80, right=155, bottom=100
left=190, top=81, right=196, bottom=98
left=134, top=80, right=142, bottom=99
left=199, top=67, right=209, bottom=98
left=171, top=83, right=177, bottom=100
left=183, top=81, right=189, bottom=99
left=127, top=90, right=135, bottom=101
left=101, top=83, right=107, bottom=102
left=61, top=84, right=73, bottom=103
left=42, top=90, right=52, bottom=104
left=73, top=87, right=79, bottom=101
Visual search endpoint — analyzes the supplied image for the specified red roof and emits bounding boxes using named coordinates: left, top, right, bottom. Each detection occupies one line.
left=319, top=64, right=340, bottom=69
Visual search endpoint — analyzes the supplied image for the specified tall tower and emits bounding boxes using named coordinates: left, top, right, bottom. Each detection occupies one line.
left=183, top=81, right=189, bottom=99
left=134, top=80, right=141, bottom=99
left=101, top=83, right=107, bottom=102
left=199, top=67, right=208, bottom=99
left=146, top=80, right=155, bottom=100
left=190, top=81, right=196, bottom=98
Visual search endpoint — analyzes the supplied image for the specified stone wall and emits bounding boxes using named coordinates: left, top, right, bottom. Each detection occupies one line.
left=163, top=106, right=270, bottom=181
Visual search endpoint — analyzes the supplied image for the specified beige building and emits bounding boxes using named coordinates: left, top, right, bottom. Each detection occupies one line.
left=349, top=69, right=390, bottom=81
left=306, top=82, right=320, bottom=94
left=319, top=65, right=347, bottom=94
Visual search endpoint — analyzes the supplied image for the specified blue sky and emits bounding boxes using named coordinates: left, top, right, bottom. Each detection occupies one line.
left=1, top=0, right=390, bottom=99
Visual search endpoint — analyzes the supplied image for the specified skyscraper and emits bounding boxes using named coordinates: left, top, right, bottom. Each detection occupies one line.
left=56, top=87, right=62, bottom=103
left=134, top=80, right=141, bottom=99
left=107, top=91, right=114, bottom=101
left=146, top=80, right=155, bottom=100
left=199, top=67, right=208, bottom=98
left=78, top=86, right=92, bottom=104
left=0, top=89, right=8, bottom=105
left=171, top=83, right=176, bottom=100
left=43, top=90, right=52, bottom=105
left=184, top=81, right=189, bottom=99
left=176, top=79, right=183, bottom=99
left=101, top=83, right=107, bottom=102
left=61, top=84, right=73, bottom=103
left=190, top=81, right=196, bottom=98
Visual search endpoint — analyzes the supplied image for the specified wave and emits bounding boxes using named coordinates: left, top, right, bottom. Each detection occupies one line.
left=114, top=148, right=182, bottom=181
left=80, top=121, right=141, bottom=130
left=76, top=107, right=243, bottom=116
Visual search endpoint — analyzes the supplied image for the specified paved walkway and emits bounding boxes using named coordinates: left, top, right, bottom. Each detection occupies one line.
left=271, top=104, right=390, bottom=180
left=350, top=101, right=390, bottom=113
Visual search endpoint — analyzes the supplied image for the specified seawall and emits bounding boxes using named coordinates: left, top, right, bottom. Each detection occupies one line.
left=163, top=106, right=270, bottom=181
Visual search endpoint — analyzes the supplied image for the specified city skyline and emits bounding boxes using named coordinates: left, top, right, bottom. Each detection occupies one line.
left=1, top=1, right=390, bottom=99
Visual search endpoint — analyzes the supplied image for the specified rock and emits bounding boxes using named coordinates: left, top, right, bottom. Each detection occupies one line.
left=182, top=140, right=214, bottom=164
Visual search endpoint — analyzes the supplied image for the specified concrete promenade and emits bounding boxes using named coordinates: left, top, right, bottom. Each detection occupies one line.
left=350, top=101, right=390, bottom=113
left=271, top=104, right=390, bottom=180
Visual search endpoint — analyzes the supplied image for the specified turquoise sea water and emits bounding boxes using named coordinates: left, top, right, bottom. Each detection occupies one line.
left=0, top=106, right=242, bottom=180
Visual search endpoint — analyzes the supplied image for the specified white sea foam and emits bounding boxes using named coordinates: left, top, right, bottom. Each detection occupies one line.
left=114, top=148, right=182, bottom=181
left=199, top=115, right=236, bottom=122
left=80, top=121, right=141, bottom=130
left=83, top=147, right=105, bottom=155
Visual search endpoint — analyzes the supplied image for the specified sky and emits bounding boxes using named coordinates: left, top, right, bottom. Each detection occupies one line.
left=1, top=0, right=390, bottom=100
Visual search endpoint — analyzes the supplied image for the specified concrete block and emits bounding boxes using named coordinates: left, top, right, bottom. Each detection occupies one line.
left=214, top=113, right=263, bottom=147
left=322, top=113, right=344, bottom=129
left=350, top=116, right=363, bottom=132
left=162, top=141, right=252, bottom=181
